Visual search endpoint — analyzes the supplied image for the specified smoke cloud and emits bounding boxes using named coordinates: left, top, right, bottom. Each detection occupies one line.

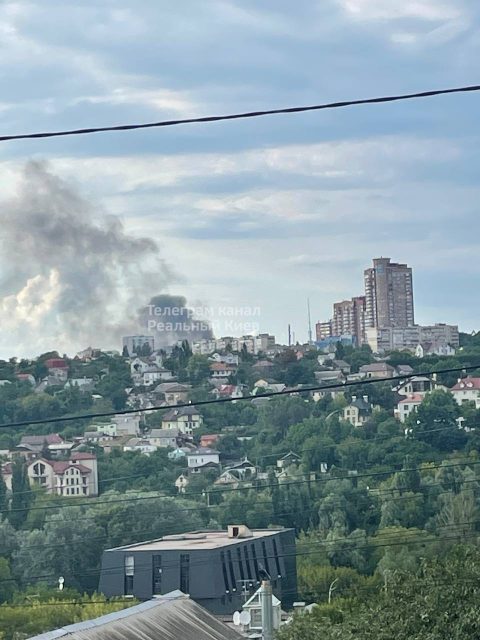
left=0, top=160, right=174, bottom=357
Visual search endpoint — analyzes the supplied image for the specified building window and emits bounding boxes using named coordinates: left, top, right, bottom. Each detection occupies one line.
left=261, top=541, right=271, bottom=578
left=244, top=546, right=253, bottom=582
left=251, top=544, right=260, bottom=583
left=152, top=555, right=162, bottom=595
left=227, top=550, right=236, bottom=592
left=180, top=554, right=190, bottom=594
left=272, top=538, right=282, bottom=578
left=124, top=556, right=134, bottom=595
left=221, top=551, right=230, bottom=593
left=237, top=547, right=245, bottom=581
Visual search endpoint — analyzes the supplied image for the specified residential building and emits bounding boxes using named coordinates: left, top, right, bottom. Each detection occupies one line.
left=16, top=373, right=36, bottom=386
left=162, top=406, right=203, bottom=435
left=123, top=438, right=158, bottom=455
left=316, top=320, right=332, bottom=341
left=211, top=384, right=243, bottom=400
left=98, top=525, right=297, bottom=615
left=2, top=452, right=99, bottom=497
left=358, top=362, right=395, bottom=379
left=396, top=376, right=435, bottom=397
left=122, top=335, right=155, bottom=356
left=332, top=296, right=366, bottom=346
left=242, top=586, right=282, bottom=635
left=277, top=451, right=301, bottom=469
left=28, top=591, right=243, bottom=640
left=175, top=473, right=189, bottom=493
left=209, top=362, right=238, bottom=378
left=200, top=434, right=221, bottom=448
left=364, top=257, right=414, bottom=329
left=450, top=378, right=480, bottom=409
left=343, top=395, right=373, bottom=427
left=254, top=333, right=276, bottom=353
left=113, top=414, right=141, bottom=436
left=16, top=433, right=64, bottom=459
left=155, top=382, right=191, bottom=405
left=395, top=394, right=424, bottom=423
left=148, top=428, right=181, bottom=448
left=65, top=377, right=95, bottom=391
left=187, top=448, right=220, bottom=471
left=142, top=366, right=174, bottom=386
left=366, top=324, right=459, bottom=354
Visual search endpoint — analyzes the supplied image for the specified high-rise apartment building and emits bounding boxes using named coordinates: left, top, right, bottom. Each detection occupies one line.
left=364, top=258, right=414, bottom=329
left=332, top=296, right=366, bottom=345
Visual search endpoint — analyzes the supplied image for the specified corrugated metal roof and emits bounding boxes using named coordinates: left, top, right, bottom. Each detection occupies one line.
left=28, top=592, right=243, bottom=640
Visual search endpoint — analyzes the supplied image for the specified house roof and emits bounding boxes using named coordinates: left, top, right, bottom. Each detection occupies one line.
left=162, top=406, right=201, bottom=421
left=71, top=452, right=97, bottom=461
left=20, top=434, right=63, bottom=446
left=348, top=397, right=372, bottom=412
left=451, top=377, right=480, bottom=391
left=27, top=591, right=243, bottom=640
left=149, top=428, right=180, bottom=438
left=209, top=362, right=236, bottom=371
left=398, top=394, right=424, bottom=404
left=187, top=447, right=219, bottom=456
left=359, top=362, right=395, bottom=373
left=52, top=461, right=91, bottom=475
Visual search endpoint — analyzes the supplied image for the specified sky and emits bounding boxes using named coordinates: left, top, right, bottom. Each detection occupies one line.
left=0, top=0, right=479, bottom=357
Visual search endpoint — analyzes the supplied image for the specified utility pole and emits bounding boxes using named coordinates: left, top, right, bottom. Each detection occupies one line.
left=260, top=580, right=274, bottom=640
left=307, top=298, right=313, bottom=345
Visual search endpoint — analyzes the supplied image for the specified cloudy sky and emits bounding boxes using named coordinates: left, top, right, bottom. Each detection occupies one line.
left=0, top=0, right=479, bottom=356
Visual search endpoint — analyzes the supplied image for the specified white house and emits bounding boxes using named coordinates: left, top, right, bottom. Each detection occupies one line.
left=343, top=396, right=373, bottom=427
left=123, top=438, right=158, bottom=455
left=396, top=376, right=435, bottom=398
left=112, top=414, right=141, bottom=436
left=209, top=362, right=238, bottom=378
left=450, top=377, right=480, bottom=409
left=148, top=428, right=180, bottom=448
left=2, top=452, right=100, bottom=497
left=187, top=447, right=220, bottom=471
left=175, top=473, right=189, bottom=493
left=395, top=393, right=424, bottom=423
left=161, top=406, right=203, bottom=435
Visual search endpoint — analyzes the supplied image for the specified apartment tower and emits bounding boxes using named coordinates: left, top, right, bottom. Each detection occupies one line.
left=364, top=258, right=414, bottom=329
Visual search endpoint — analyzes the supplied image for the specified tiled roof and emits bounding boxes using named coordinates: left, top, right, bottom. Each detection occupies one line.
left=451, top=377, right=480, bottom=391
left=20, top=434, right=63, bottom=446
left=71, top=452, right=96, bottom=460
left=51, top=461, right=91, bottom=475
left=398, top=394, right=424, bottom=404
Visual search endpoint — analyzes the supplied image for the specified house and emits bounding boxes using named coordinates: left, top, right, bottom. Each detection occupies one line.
left=416, top=343, right=456, bottom=358
left=252, top=360, right=275, bottom=375
left=113, top=414, right=142, bottom=436
left=395, top=393, right=424, bottom=423
left=16, top=373, right=36, bottom=386
left=162, top=406, right=203, bottom=435
left=98, top=525, right=297, bottom=614
left=358, top=363, right=395, bottom=379
left=332, top=359, right=352, bottom=375
left=200, top=434, right=221, bottom=448
left=209, top=362, right=238, bottom=379
left=396, top=375, right=438, bottom=397
left=75, top=346, right=101, bottom=361
left=2, top=452, right=99, bottom=497
left=28, top=591, right=243, bottom=640
left=277, top=451, right=301, bottom=469
left=211, top=384, right=243, bottom=400
left=44, top=358, right=69, bottom=382
left=143, top=366, right=174, bottom=386
left=16, top=433, right=64, bottom=459
left=214, top=469, right=242, bottom=488
left=175, top=473, right=189, bottom=493
left=187, top=448, right=220, bottom=471
left=395, top=364, right=414, bottom=376
left=168, top=446, right=193, bottom=461
left=314, top=370, right=344, bottom=384
left=65, top=377, right=95, bottom=391
left=450, top=377, right=480, bottom=409
left=155, top=382, right=191, bottom=405
left=224, top=458, right=257, bottom=479
left=123, top=438, right=158, bottom=455
left=343, top=395, right=373, bottom=427
left=148, top=428, right=181, bottom=448
left=210, top=352, right=240, bottom=365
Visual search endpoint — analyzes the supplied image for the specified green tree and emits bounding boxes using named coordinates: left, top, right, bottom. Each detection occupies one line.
left=8, top=458, right=31, bottom=529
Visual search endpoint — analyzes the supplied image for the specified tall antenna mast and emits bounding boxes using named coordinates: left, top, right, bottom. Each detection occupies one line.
left=307, top=298, right=313, bottom=345
left=288, top=324, right=291, bottom=347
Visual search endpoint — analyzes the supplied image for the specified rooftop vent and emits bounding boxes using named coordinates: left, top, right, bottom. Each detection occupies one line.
left=228, top=525, right=253, bottom=539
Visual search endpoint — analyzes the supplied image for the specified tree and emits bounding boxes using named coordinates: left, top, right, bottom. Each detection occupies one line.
left=8, top=458, right=32, bottom=529
left=407, top=390, right=465, bottom=451
left=0, top=472, right=7, bottom=514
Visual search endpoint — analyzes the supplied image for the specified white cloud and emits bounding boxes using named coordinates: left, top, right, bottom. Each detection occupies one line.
left=337, top=0, right=462, bottom=21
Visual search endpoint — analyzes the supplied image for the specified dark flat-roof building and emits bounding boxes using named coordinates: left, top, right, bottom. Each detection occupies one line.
left=98, top=525, right=297, bottom=615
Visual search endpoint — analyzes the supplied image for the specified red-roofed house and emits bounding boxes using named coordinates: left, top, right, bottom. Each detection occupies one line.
left=450, top=378, right=480, bottom=409
left=209, top=362, right=238, bottom=378
left=395, top=394, right=424, bottom=423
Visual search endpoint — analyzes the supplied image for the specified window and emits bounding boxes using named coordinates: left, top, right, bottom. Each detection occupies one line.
left=237, top=547, right=245, bottom=581
left=221, top=551, right=230, bottom=592
left=124, top=556, right=134, bottom=595
left=227, top=550, right=236, bottom=592
left=261, top=541, right=271, bottom=578
left=180, top=554, right=190, bottom=594
left=152, top=555, right=162, bottom=594
left=272, top=538, right=282, bottom=578
left=251, top=544, right=260, bottom=583
left=244, top=546, right=253, bottom=582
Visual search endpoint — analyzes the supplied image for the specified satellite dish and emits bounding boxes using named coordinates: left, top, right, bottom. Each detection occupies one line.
left=240, top=610, right=251, bottom=625
left=233, top=611, right=241, bottom=626
left=58, top=576, right=65, bottom=591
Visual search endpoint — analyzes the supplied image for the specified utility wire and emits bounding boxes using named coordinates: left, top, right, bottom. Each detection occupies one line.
left=0, top=363, right=477, bottom=430
left=2, top=457, right=478, bottom=515
left=0, top=84, right=480, bottom=143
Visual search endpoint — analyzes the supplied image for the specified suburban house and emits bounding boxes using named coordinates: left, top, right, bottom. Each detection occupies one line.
left=224, top=458, right=257, bottom=479
left=162, top=406, right=203, bottom=435
left=98, top=525, right=297, bottom=615
left=396, top=375, right=435, bottom=397
left=211, top=384, right=243, bottom=400
left=16, top=433, right=65, bottom=459
left=155, top=382, right=191, bottom=405
left=343, top=395, right=373, bottom=427
left=450, top=377, right=480, bottom=409
left=210, top=352, right=239, bottom=366
left=29, top=592, right=243, bottom=640
left=123, top=438, right=158, bottom=455
left=3, top=452, right=98, bottom=497
left=395, top=393, right=424, bottom=423
left=276, top=451, right=301, bottom=469
left=200, top=434, right=221, bottom=448
left=16, top=373, right=36, bottom=386
left=45, top=358, right=69, bottom=382
left=113, top=414, right=142, bottom=436
left=187, top=448, right=220, bottom=471
left=148, top=428, right=180, bottom=448
left=358, top=362, right=395, bottom=379
left=209, top=362, right=238, bottom=379
left=65, top=377, right=95, bottom=391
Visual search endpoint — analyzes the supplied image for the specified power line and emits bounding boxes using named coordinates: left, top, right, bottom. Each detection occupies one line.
left=2, top=457, right=478, bottom=515
left=1, top=84, right=480, bottom=143
left=0, top=363, right=477, bottom=430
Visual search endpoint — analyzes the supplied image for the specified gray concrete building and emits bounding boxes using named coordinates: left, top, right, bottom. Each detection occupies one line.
left=98, top=526, right=297, bottom=615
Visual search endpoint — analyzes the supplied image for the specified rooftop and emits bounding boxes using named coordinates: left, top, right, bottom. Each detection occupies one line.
left=109, top=528, right=289, bottom=552
left=28, top=591, right=242, bottom=640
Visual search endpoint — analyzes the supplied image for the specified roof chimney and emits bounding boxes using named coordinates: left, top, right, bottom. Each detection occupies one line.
left=352, top=395, right=357, bottom=402
left=363, top=395, right=368, bottom=403
left=228, top=525, right=253, bottom=539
